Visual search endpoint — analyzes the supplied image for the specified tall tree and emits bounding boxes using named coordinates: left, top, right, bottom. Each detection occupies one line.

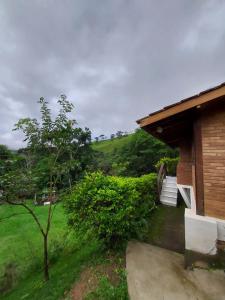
left=0, top=95, right=92, bottom=280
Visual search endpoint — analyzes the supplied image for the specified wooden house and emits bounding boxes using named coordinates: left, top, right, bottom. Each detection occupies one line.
left=137, top=82, right=225, bottom=258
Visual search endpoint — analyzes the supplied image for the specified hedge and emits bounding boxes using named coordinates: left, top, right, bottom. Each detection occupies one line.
left=64, top=172, right=157, bottom=247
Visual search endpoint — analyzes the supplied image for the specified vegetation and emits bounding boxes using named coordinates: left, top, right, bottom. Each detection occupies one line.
left=0, top=203, right=105, bottom=299
left=85, top=270, right=128, bottom=300
left=92, top=129, right=178, bottom=177
left=155, top=157, right=179, bottom=176
left=0, top=95, right=92, bottom=281
left=64, top=172, right=157, bottom=247
left=0, top=94, right=179, bottom=298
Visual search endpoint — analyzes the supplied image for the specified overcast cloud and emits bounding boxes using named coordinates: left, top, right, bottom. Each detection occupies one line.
left=0, top=0, right=225, bottom=148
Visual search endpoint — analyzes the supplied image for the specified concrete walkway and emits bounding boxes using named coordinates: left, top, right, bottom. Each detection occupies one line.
left=126, top=241, right=225, bottom=300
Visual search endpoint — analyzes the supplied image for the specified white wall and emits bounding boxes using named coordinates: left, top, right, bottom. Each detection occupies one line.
left=185, top=209, right=219, bottom=255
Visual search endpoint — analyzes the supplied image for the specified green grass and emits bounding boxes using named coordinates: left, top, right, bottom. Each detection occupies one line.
left=0, top=203, right=67, bottom=275
left=92, top=135, right=133, bottom=155
left=0, top=203, right=103, bottom=300
left=85, top=270, right=128, bottom=300
left=146, top=203, right=185, bottom=254
left=0, top=203, right=128, bottom=300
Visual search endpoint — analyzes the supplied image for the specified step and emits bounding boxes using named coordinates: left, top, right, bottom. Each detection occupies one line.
left=166, top=176, right=177, bottom=183
left=160, top=196, right=177, bottom=207
left=163, top=182, right=177, bottom=189
left=162, top=187, right=178, bottom=193
left=161, top=190, right=177, bottom=198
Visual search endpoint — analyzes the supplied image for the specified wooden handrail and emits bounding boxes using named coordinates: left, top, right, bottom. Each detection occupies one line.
left=157, top=163, right=167, bottom=203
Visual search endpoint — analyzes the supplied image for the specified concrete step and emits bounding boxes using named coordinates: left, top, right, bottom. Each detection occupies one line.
left=161, top=190, right=177, bottom=198
left=166, top=176, right=177, bottom=183
left=162, top=187, right=178, bottom=193
left=160, top=195, right=177, bottom=207
left=163, top=182, right=177, bottom=189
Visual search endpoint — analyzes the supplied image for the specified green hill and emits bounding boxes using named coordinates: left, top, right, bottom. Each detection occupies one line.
left=92, top=134, right=134, bottom=155
left=91, top=130, right=177, bottom=177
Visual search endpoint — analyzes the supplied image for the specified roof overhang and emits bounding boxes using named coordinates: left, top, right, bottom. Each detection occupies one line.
left=136, top=82, right=225, bottom=147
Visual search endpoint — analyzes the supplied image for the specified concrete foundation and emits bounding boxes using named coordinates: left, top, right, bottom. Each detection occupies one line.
left=185, top=208, right=225, bottom=267
left=185, top=208, right=217, bottom=255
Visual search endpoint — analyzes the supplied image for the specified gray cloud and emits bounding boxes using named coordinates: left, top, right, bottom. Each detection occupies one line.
left=0, top=0, right=225, bottom=148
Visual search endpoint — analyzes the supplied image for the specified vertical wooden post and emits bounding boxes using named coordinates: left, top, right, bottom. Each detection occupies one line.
left=193, top=114, right=204, bottom=216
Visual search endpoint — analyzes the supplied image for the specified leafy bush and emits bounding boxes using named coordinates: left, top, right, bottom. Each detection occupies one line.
left=64, top=172, right=157, bottom=247
left=155, top=157, right=179, bottom=176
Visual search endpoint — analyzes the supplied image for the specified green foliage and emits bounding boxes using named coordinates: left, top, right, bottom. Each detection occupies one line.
left=12, top=95, right=93, bottom=192
left=0, top=145, right=12, bottom=161
left=155, top=157, right=179, bottom=176
left=0, top=145, right=24, bottom=177
left=64, top=172, right=157, bottom=247
left=85, top=270, right=128, bottom=300
left=0, top=95, right=93, bottom=281
left=92, top=129, right=178, bottom=177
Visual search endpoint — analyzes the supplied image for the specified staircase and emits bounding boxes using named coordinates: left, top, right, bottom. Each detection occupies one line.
left=160, top=176, right=178, bottom=207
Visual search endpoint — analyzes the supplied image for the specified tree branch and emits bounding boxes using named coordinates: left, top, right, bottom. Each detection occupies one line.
left=5, top=199, right=46, bottom=237
left=21, top=202, right=46, bottom=237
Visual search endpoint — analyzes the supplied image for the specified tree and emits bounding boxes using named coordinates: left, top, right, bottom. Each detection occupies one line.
left=99, top=134, right=106, bottom=140
left=0, top=145, right=12, bottom=161
left=0, top=95, right=92, bottom=281
left=116, top=131, right=123, bottom=138
left=110, top=134, right=115, bottom=139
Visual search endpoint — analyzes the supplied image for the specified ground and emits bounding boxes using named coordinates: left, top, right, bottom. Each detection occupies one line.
left=126, top=241, right=225, bottom=300
left=68, top=254, right=127, bottom=300
left=0, top=203, right=128, bottom=299
left=146, top=201, right=185, bottom=253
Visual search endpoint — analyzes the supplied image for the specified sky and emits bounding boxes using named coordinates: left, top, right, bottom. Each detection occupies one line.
left=0, top=0, right=225, bottom=149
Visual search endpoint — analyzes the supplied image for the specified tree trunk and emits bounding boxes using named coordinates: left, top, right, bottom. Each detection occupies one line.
left=43, top=234, right=49, bottom=281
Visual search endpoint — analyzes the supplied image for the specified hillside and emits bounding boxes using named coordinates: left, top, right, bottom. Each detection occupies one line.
left=91, top=130, right=177, bottom=177
left=92, top=134, right=134, bottom=155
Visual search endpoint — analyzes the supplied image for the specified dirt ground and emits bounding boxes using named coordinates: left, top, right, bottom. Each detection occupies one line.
left=68, top=255, right=124, bottom=300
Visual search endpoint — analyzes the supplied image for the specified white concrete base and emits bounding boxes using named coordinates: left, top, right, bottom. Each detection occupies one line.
left=185, top=209, right=217, bottom=255
left=217, top=219, right=225, bottom=241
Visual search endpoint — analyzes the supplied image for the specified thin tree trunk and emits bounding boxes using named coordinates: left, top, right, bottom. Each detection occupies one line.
left=43, top=234, right=49, bottom=281
left=69, top=176, right=72, bottom=190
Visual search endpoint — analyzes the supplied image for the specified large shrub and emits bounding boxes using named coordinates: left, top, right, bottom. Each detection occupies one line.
left=64, top=172, right=157, bottom=247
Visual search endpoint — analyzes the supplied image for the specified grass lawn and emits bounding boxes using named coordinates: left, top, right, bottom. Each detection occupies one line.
left=0, top=203, right=128, bottom=300
left=0, top=203, right=67, bottom=275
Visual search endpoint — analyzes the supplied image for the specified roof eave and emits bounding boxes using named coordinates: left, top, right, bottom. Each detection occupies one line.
left=137, top=82, right=225, bottom=128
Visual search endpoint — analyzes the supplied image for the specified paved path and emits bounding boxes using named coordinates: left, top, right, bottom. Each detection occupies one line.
left=126, top=241, right=225, bottom=300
